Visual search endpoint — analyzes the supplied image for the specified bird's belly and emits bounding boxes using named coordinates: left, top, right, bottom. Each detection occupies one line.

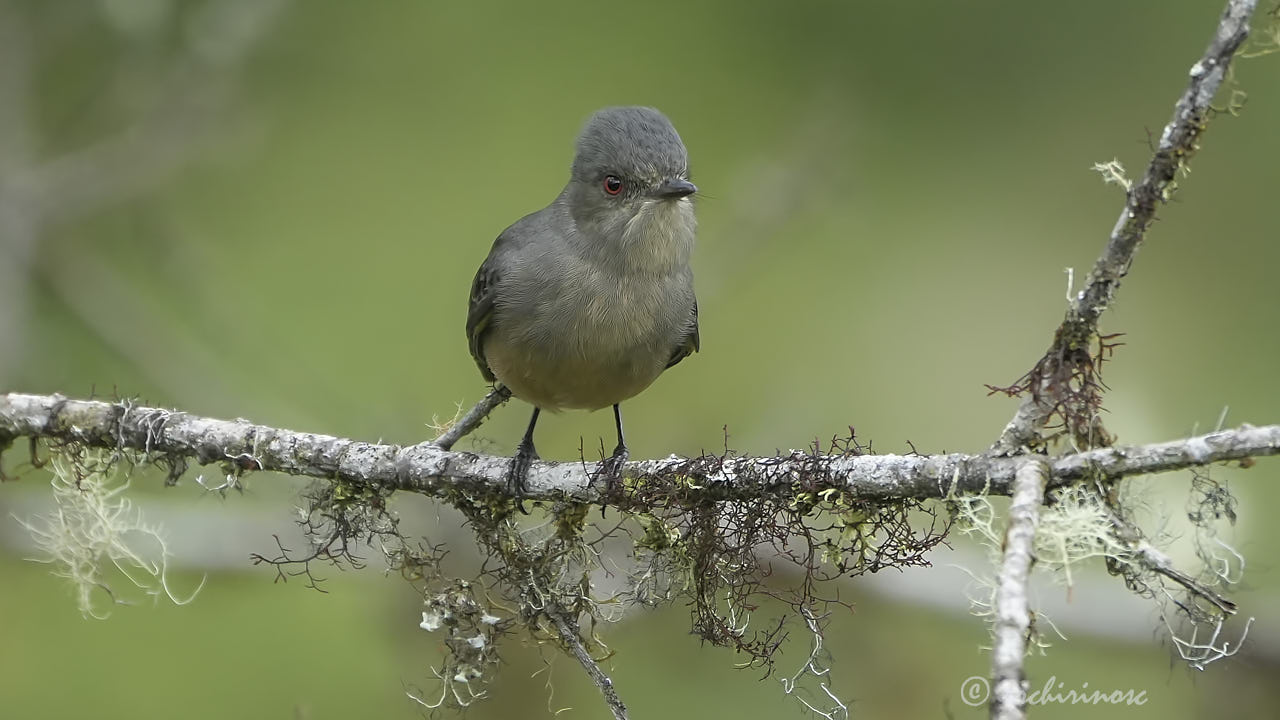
left=484, top=333, right=666, bottom=411
left=485, top=277, right=686, bottom=411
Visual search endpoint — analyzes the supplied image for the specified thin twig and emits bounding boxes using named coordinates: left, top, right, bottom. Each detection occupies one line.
left=1104, top=507, right=1238, bottom=614
left=991, top=0, right=1258, bottom=455
left=989, top=459, right=1048, bottom=720
left=547, top=607, right=628, bottom=720
left=432, top=385, right=513, bottom=450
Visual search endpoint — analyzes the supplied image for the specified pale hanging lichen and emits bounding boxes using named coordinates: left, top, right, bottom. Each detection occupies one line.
left=16, top=449, right=204, bottom=618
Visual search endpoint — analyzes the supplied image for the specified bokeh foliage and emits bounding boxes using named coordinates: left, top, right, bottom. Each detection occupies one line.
left=3, top=1, right=1279, bottom=718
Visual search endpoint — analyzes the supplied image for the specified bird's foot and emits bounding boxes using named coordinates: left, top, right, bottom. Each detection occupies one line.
left=596, top=443, right=629, bottom=517
left=507, top=442, right=538, bottom=515
left=601, top=443, right=629, bottom=484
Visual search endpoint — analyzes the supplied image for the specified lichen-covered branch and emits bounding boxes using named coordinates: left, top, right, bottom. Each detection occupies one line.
left=989, top=460, right=1048, bottom=720
left=2, top=393, right=1275, bottom=503
left=547, top=608, right=628, bottom=720
left=991, top=0, right=1258, bottom=455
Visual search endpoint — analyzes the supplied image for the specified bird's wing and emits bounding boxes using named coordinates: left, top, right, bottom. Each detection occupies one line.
left=466, top=237, right=507, bottom=382
left=665, top=298, right=700, bottom=369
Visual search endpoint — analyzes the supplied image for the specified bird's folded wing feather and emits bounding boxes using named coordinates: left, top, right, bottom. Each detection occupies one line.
left=466, top=243, right=503, bottom=382
left=665, top=299, right=700, bottom=369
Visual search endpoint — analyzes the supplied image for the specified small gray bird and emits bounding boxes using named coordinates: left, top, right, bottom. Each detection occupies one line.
left=465, top=106, right=699, bottom=505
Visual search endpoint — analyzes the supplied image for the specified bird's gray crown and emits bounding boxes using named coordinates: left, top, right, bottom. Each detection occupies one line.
left=570, top=107, right=689, bottom=183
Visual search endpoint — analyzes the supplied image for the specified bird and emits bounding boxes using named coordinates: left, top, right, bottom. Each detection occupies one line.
left=465, top=106, right=699, bottom=508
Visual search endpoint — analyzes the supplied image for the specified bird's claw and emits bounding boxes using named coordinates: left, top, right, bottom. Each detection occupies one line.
left=507, top=443, right=538, bottom=515
left=597, top=444, right=629, bottom=518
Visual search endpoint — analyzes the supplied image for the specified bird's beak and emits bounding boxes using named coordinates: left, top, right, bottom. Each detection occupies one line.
left=656, top=178, right=698, bottom=199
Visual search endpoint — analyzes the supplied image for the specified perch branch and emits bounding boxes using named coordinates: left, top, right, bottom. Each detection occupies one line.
left=2, top=393, right=1275, bottom=503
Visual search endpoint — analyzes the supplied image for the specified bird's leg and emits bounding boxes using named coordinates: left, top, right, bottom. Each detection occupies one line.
left=508, top=407, right=540, bottom=514
left=610, top=403, right=629, bottom=464
left=599, top=404, right=630, bottom=492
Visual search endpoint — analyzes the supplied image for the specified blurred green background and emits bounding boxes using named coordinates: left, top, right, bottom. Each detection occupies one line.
left=2, top=0, right=1278, bottom=718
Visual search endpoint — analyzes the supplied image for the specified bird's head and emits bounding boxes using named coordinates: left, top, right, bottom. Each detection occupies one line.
left=565, top=107, right=697, bottom=271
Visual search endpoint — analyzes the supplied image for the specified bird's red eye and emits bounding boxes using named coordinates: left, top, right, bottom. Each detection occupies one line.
left=603, top=175, right=623, bottom=195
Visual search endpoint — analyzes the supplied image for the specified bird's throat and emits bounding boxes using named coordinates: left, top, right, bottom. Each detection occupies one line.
left=618, top=198, right=696, bottom=274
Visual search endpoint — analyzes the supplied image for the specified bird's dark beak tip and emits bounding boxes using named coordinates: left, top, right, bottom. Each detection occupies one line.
left=658, top=178, right=698, bottom=199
